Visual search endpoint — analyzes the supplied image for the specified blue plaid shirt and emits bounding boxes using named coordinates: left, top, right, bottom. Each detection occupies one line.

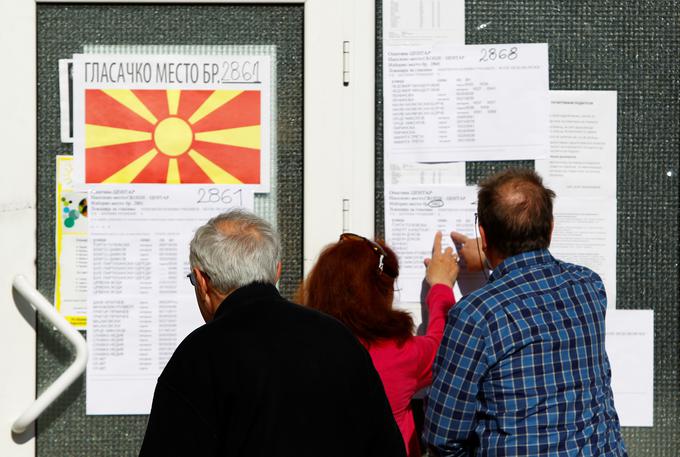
left=424, top=249, right=627, bottom=456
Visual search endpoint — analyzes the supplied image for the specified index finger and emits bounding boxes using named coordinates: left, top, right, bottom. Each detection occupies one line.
left=432, top=231, right=443, bottom=257
left=451, top=231, right=469, bottom=245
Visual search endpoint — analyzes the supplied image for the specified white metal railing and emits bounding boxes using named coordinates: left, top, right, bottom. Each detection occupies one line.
left=11, top=275, right=88, bottom=434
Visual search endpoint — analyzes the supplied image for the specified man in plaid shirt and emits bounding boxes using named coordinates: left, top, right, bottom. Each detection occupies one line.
left=424, top=169, right=627, bottom=456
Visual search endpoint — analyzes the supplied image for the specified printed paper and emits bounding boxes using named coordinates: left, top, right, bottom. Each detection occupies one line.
left=71, top=54, right=271, bottom=191
left=86, top=185, right=254, bottom=414
left=536, top=91, right=617, bottom=198
left=55, top=155, right=88, bottom=327
left=383, top=0, right=465, bottom=43
left=388, top=161, right=466, bottom=186
left=386, top=186, right=486, bottom=307
left=551, top=196, right=617, bottom=307
left=606, top=309, right=654, bottom=427
left=384, top=43, right=549, bottom=163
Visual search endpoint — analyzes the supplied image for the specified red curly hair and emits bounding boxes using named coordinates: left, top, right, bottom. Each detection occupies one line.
left=297, top=237, right=414, bottom=345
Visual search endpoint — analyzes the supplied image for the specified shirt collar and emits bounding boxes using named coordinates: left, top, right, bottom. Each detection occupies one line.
left=488, top=248, right=555, bottom=282
left=214, top=282, right=281, bottom=320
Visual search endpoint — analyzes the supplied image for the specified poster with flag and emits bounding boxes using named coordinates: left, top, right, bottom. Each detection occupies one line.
left=71, top=54, right=271, bottom=192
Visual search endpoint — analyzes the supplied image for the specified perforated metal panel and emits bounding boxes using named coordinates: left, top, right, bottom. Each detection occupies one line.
left=376, top=1, right=679, bottom=455
left=36, top=4, right=303, bottom=456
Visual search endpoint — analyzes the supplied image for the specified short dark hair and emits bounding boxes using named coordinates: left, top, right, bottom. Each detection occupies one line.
left=477, top=168, right=555, bottom=258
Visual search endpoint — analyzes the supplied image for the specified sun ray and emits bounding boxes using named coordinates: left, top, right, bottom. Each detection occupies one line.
left=167, top=90, right=181, bottom=116
left=185, top=142, right=260, bottom=184
left=166, top=158, right=180, bottom=183
left=86, top=124, right=152, bottom=149
left=101, top=89, right=158, bottom=125
left=102, top=148, right=159, bottom=183
left=194, top=125, right=260, bottom=150
left=188, top=149, right=243, bottom=184
left=188, top=90, right=243, bottom=125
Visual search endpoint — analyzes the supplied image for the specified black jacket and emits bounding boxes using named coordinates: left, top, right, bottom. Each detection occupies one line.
left=139, top=282, right=406, bottom=457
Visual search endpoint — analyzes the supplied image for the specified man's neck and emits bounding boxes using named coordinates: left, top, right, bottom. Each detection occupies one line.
left=486, top=249, right=505, bottom=270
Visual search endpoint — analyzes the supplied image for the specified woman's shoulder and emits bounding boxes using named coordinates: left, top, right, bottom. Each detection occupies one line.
left=367, top=336, right=420, bottom=363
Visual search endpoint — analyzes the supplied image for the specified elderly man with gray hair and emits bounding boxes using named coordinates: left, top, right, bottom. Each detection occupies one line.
left=139, top=209, right=406, bottom=457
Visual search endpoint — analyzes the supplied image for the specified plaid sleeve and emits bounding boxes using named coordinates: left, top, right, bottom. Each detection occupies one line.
left=423, top=302, right=488, bottom=455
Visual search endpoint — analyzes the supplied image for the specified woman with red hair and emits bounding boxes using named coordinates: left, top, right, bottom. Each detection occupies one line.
left=298, top=232, right=458, bottom=457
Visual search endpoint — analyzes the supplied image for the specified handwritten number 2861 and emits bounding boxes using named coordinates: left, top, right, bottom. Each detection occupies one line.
left=197, top=188, right=243, bottom=205
left=479, top=47, right=518, bottom=62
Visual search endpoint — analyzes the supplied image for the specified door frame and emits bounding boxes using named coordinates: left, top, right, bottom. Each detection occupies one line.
left=0, top=0, right=37, bottom=454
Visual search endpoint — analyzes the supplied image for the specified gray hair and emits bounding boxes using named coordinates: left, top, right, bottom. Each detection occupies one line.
left=189, top=209, right=280, bottom=293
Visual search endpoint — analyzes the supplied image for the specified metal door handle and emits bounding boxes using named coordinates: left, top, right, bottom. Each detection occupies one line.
left=11, top=275, right=88, bottom=434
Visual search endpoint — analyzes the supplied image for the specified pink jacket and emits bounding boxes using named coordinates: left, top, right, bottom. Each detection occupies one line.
left=365, top=284, right=455, bottom=457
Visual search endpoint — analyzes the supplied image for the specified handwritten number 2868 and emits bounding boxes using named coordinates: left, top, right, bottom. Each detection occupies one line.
left=479, top=47, right=518, bottom=62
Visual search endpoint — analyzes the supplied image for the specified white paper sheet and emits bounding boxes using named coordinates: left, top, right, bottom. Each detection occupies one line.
left=536, top=91, right=617, bottom=198
left=384, top=42, right=549, bottom=163
left=86, top=185, right=253, bottom=415
left=605, top=309, right=654, bottom=427
left=550, top=196, right=617, bottom=307
left=388, top=161, right=466, bottom=186
left=386, top=186, right=487, bottom=306
left=58, top=59, right=74, bottom=143
left=55, top=156, right=88, bottom=328
left=71, top=53, right=271, bottom=191
left=383, top=0, right=465, bottom=43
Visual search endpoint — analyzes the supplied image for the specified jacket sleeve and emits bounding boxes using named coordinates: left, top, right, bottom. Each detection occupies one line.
left=411, top=284, right=456, bottom=391
left=138, top=379, right=219, bottom=457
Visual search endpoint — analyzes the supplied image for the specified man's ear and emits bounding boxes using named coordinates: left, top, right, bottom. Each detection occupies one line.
left=548, top=218, right=554, bottom=243
left=478, top=225, right=488, bottom=252
left=194, top=267, right=210, bottom=297
left=194, top=267, right=217, bottom=320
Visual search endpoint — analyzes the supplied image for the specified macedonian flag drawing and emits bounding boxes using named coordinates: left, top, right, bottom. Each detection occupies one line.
left=84, top=89, right=262, bottom=184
